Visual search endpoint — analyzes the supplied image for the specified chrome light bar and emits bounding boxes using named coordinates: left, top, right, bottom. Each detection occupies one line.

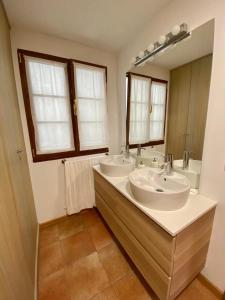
left=134, top=23, right=191, bottom=67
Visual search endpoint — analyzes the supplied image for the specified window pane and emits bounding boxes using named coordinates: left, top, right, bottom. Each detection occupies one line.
left=131, top=77, right=150, bottom=103
left=78, top=122, right=107, bottom=149
left=129, top=75, right=151, bottom=144
left=28, top=59, right=67, bottom=96
left=37, top=123, right=73, bottom=152
left=130, top=121, right=149, bottom=144
left=150, top=81, right=167, bottom=141
left=151, top=104, right=165, bottom=122
left=75, top=65, right=105, bottom=99
left=130, top=103, right=149, bottom=122
left=78, top=99, right=104, bottom=122
left=25, top=57, right=74, bottom=153
left=149, top=121, right=164, bottom=140
left=74, top=63, right=108, bottom=150
left=33, top=96, right=70, bottom=122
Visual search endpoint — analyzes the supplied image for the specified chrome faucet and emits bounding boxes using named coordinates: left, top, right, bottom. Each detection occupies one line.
left=136, top=144, right=145, bottom=167
left=120, top=144, right=130, bottom=159
left=125, top=144, right=130, bottom=159
left=161, top=153, right=174, bottom=175
left=137, top=144, right=145, bottom=156
left=183, top=150, right=191, bottom=169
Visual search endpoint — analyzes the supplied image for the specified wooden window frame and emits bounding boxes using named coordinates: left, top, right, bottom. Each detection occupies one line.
left=126, top=71, right=168, bottom=149
left=18, top=49, right=108, bottom=162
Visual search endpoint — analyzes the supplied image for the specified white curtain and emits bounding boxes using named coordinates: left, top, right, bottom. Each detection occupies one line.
left=25, top=57, right=74, bottom=153
left=74, top=63, right=108, bottom=150
left=150, top=81, right=167, bottom=141
left=129, top=75, right=151, bottom=144
left=64, top=155, right=105, bottom=214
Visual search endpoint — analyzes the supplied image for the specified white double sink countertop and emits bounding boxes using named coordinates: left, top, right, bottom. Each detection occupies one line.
left=93, top=165, right=217, bottom=237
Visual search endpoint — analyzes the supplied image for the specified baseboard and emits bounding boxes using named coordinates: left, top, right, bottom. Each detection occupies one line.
left=34, top=224, right=39, bottom=300
left=39, top=208, right=95, bottom=229
left=39, top=215, right=68, bottom=229
left=197, top=273, right=223, bottom=299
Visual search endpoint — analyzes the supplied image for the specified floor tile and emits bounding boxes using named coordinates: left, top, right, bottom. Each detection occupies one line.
left=65, top=252, right=110, bottom=300
left=61, top=230, right=95, bottom=265
left=39, top=224, right=59, bottom=248
left=112, top=272, right=151, bottom=300
left=89, top=221, right=113, bottom=250
left=98, top=243, right=130, bottom=283
left=58, top=214, right=84, bottom=240
left=39, top=241, right=64, bottom=278
left=39, top=269, right=70, bottom=300
left=90, top=287, right=118, bottom=300
left=82, top=209, right=102, bottom=228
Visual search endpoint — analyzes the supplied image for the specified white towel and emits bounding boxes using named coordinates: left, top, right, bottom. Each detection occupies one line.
left=64, top=155, right=105, bottom=215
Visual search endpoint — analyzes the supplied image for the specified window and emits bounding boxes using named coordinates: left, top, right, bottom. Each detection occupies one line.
left=126, top=73, right=167, bottom=147
left=18, top=50, right=108, bottom=162
left=25, top=57, right=74, bottom=153
left=150, top=80, right=167, bottom=141
left=74, top=63, right=108, bottom=150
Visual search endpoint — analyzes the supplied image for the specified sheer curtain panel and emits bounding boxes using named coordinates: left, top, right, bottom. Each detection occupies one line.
left=74, top=63, right=108, bottom=150
left=150, top=81, right=167, bottom=141
left=129, top=75, right=151, bottom=144
left=25, top=57, right=74, bottom=154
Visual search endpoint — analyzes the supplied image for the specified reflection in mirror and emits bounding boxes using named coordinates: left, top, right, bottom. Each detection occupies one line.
left=126, top=20, right=214, bottom=188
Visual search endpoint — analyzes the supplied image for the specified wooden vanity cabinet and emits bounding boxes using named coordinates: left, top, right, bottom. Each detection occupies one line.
left=94, top=170, right=215, bottom=300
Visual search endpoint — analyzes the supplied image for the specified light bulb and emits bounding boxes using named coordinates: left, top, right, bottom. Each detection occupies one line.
left=131, top=57, right=136, bottom=64
left=147, top=43, right=154, bottom=52
left=158, top=35, right=166, bottom=45
left=172, top=25, right=181, bottom=36
left=138, top=51, right=144, bottom=58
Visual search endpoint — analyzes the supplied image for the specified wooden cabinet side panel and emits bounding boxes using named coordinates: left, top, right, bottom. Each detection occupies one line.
left=96, top=192, right=171, bottom=300
left=170, top=209, right=215, bottom=299
left=170, top=245, right=208, bottom=299
left=174, top=209, right=215, bottom=263
left=94, top=171, right=175, bottom=275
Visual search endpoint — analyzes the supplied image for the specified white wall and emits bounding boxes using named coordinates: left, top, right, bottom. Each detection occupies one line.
left=118, top=0, right=225, bottom=291
left=11, top=28, right=119, bottom=223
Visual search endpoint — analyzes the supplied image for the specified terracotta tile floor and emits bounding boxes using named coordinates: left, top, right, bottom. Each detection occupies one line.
left=38, top=208, right=219, bottom=300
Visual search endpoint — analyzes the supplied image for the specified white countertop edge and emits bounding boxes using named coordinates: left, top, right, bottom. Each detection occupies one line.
left=93, top=165, right=217, bottom=237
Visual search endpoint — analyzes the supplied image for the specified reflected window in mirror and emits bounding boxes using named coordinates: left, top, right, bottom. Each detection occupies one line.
left=126, top=72, right=167, bottom=148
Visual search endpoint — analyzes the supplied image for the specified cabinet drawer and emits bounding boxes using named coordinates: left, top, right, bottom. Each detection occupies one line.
left=96, top=191, right=171, bottom=300
left=94, top=171, right=175, bottom=275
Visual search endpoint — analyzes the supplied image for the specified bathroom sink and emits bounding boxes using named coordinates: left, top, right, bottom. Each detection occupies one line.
left=100, top=155, right=135, bottom=177
left=173, top=159, right=201, bottom=189
left=129, top=167, right=190, bottom=211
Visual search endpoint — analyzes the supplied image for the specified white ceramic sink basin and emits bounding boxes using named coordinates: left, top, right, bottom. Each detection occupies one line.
left=129, top=167, right=190, bottom=211
left=100, top=155, right=135, bottom=177
left=173, top=159, right=201, bottom=189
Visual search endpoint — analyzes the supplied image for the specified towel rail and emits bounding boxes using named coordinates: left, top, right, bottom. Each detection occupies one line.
left=61, top=152, right=108, bottom=164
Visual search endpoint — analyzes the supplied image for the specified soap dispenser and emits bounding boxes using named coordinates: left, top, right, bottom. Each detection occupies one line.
left=151, top=157, right=158, bottom=168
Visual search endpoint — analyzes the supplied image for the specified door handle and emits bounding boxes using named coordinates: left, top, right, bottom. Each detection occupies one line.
left=16, top=149, right=23, bottom=154
left=16, top=148, right=23, bottom=160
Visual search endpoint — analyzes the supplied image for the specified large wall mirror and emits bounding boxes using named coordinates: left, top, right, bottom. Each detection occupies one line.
left=126, top=19, right=214, bottom=188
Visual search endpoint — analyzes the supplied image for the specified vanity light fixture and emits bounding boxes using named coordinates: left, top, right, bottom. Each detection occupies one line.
left=132, top=23, right=191, bottom=67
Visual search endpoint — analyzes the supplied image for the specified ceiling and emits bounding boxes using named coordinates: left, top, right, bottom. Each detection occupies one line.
left=3, top=0, right=172, bottom=52
left=152, top=19, right=214, bottom=69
